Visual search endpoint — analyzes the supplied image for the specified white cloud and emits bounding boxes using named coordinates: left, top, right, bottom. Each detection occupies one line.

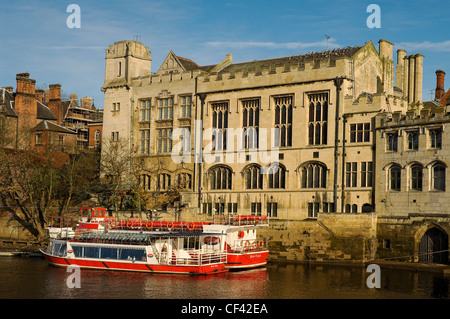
left=395, top=40, right=450, bottom=52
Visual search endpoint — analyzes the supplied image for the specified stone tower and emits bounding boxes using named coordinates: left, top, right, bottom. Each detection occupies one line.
left=101, top=40, right=152, bottom=181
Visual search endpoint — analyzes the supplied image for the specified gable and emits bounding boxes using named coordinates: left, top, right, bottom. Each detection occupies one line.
left=157, top=50, right=201, bottom=74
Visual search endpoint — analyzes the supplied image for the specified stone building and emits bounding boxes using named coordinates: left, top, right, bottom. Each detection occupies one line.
left=101, top=39, right=423, bottom=219
left=374, top=71, right=450, bottom=264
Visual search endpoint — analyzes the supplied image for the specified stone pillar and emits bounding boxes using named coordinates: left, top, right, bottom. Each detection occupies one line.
left=414, top=54, right=423, bottom=104
left=403, top=56, right=409, bottom=99
left=395, top=49, right=406, bottom=91
left=408, top=56, right=415, bottom=104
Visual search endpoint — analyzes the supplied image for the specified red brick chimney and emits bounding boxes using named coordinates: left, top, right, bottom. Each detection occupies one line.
left=35, top=89, right=44, bottom=103
left=47, top=84, right=63, bottom=124
left=435, top=70, right=446, bottom=100
left=15, top=72, right=37, bottom=130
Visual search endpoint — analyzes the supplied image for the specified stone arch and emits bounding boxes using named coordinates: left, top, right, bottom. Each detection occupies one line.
left=414, top=223, right=449, bottom=264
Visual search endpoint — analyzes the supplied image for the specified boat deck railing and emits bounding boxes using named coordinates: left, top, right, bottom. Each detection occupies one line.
left=212, top=214, right=269, bottom=227
left=229, top=239, right=268, bottom=253
left=162, top=249, right=227, bottom=266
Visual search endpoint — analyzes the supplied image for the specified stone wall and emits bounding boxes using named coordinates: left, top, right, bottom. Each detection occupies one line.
left=258, top=213, right=377, bottom=263
left=376, top=216, right=450, bottom=262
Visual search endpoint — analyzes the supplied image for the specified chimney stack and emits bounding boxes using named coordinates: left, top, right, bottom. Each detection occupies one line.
left=48, top=84, right=63, bottom=124
left=435, top=70, right=446, bottom=101
left=14, top=72, right=38, bottom=130
left=35, top=89, right=44, bottom=103
left=80, top=97, right=93, bottom=109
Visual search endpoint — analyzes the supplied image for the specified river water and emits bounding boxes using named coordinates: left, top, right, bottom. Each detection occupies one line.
left=1, top=256, right=449, bottom=300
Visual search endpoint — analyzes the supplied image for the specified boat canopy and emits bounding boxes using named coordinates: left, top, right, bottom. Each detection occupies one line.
left=77, top=231, right=224, bottom=243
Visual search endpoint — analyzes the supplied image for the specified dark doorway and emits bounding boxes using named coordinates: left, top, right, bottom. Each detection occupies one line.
left=419, top=227, right=449, bottom=264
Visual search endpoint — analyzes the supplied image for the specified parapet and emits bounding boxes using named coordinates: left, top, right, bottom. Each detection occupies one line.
left=106, top=40, right=152, bottom=60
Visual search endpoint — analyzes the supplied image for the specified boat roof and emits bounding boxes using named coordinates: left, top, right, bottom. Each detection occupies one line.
left=76, top=231, right=223, bottom=242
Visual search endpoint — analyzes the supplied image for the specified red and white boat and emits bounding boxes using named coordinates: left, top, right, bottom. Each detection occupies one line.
left=41, top=208, right=269, bottom=275
left=41, top=215, right=228, bottom=275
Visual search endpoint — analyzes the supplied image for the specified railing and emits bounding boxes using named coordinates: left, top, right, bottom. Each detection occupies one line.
left=229, top=239, right=267, bottom=252
left=212, top=214, right=269, bottom=226
left=163, top=249, right=227, bottom=266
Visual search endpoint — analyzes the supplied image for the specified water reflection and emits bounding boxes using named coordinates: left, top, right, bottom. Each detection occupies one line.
left=0, top=258, right=448, bottom=299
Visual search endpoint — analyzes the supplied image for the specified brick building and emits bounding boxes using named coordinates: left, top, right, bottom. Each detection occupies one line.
left=0, top=73, right=76, bottom=152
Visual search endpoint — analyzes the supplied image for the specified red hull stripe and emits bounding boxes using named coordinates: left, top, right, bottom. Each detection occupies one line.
left=41, top=252, right=226, bottom=275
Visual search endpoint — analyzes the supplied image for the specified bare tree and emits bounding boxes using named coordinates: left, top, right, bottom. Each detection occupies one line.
left=99, top=137, right=136, bottom=212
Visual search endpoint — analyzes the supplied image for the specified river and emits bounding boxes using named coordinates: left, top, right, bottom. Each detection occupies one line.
left=1, top=255, right=449, bottom=299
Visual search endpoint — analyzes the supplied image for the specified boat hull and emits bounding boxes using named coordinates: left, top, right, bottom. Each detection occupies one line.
left=226, top=250, right=269, bottom=269
left=40, top=250, right=227, bottom=275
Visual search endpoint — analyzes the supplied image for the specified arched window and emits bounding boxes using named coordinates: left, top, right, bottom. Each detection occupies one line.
left=267, top=163, right=286, bottom=189
left=211, top=102, right=228, bottom=151
left=177, top=173, right=192, bottom=190
left=389, top=165, right=401, bottom=191
left=300, top=162, right=327, bottom=188
left=274, top=96, right=293, bottom=147
left=411, top=164, right=423, bottom=191
left=308, top=93, right=328, bottom=145
left=244, top=165, right=263, bottom=189
left=158, top=173, right=171, bottom=190
left=209, top=166, right=232, bottom=190
left=432, top=163, right=446, bottom=191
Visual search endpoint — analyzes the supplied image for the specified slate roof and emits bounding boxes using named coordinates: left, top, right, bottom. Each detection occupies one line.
left=31, top=120, right=76, bottom=134
left=217, top=46, right=362, bottom=75
left=37, top=101, right=58, bottom=120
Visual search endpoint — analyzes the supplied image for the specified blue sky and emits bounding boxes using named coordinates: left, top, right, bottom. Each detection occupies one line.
left=1, top=0, right=449, bottom=108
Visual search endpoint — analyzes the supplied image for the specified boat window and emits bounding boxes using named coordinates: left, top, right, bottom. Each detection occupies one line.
left=51, top=242, right=67, bottom=257
left=84, top=246, right=100, bottom=258
left=72, top=245, right=83, bottom=257
left=70, top=244, right=146, bottom=261
left=100, top=247, right=117, bottom=259
left=117, top=248, right=146, bottom=261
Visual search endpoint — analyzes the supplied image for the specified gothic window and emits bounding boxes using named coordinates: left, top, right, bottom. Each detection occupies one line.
left=158, top=97, right=173, bottom=120
left=140, top=100, right=151, bottom=121
left=430, top=128, right=442, bottom=149
left=158, top=173, right=171, bottom=190
left=360, top=161, right=373, bottom=187
left=407, top=131, right=419, bottom=150
left=267, top=163, right=286, bottom=189
left=389, top=165, right=401, bottom=191
left=140, top=174, right=151, bottom=191
left=180, top=96, right=192, bottom=118
left=308, top=93, right=328, bottom=145
left=209, top=165, right=232, bottom=190
left=345, top=162, right=358, bottom=187
left=177, top=173, right=192, bottom=190
left=300, top=162, right=327, bottom=188
left=244, top=164, right=263, bottom=189
left=212, top=102, right=228, bottom=151
left=386, top=132, right=398, bottom=152
left=266, top=202, right=278, bottom=217
left=157, top=128, right=172, bottom=153
left=140, top=129, right=150, bottom=154
left=432, top=163, right=446, bottom=191
left=178, top=127, right=191, bottom=155
left=274, top=96, right=293, bottom=147
left=410, top=164, right=423, bottom=191
left=242, top=99, right=260, bottom=149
